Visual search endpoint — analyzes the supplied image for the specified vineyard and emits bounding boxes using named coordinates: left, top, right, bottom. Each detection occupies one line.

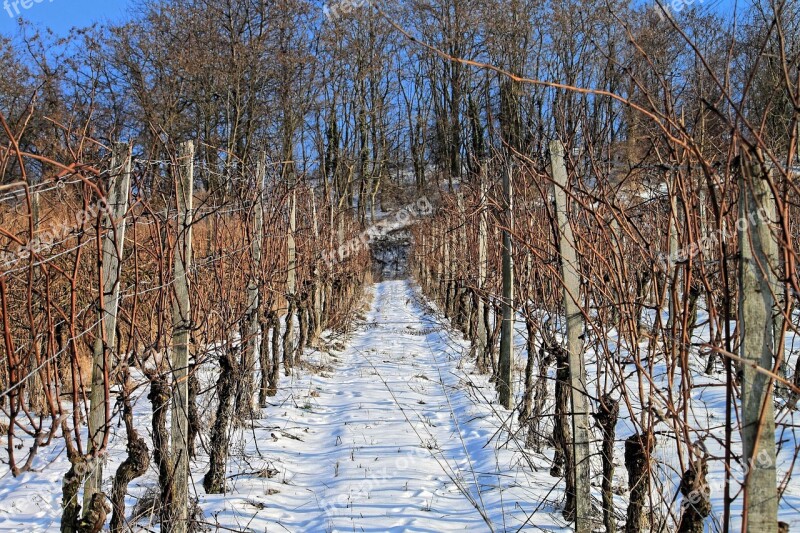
left=1, top=0, right=799, bottom=532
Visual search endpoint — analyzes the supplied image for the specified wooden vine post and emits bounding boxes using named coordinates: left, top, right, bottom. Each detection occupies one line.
left=498, top=161, right=514, bottom=409
left=550, top=140, right=591, bottom=532
left=84, top=142, right=132, bottom=512
left=239, top=155, right=266, bottom=418
left=476, top=163, right=489, bottom=367
left=170, top=140, right=194, bottom=533
left=738, top=149, right=778, bottom=532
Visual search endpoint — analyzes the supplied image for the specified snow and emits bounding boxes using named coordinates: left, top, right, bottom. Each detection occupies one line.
left=194, top=280, right=562, bottom=532
left=1, top=279, right=798, bottom=532
left=0, top=280, right=566, bottom=532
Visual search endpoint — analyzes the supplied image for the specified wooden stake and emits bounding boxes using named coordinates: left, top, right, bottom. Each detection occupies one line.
left=170, top=140, right=194, bottom=533
left=239, top=156, right=266, bottom=418
left=476, top=163, right=489, bottom=366
left=498, top=161, right=514, bottom=409
left=284, top=167, right=297, bottom=372
left=738, top=149, right=778, bottom=533
left=84, top=142, right=131, bottom=511
left=550, top=140, right=591, bottom=532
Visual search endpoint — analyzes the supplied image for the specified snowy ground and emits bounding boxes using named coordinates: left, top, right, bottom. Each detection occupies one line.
left=2, top=278, right=798, bottom=532
left=0, top=280, right=566, bottom=532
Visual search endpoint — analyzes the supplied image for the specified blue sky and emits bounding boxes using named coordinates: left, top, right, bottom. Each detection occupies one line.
left=0, top=0, right=744, bottom=37
left=0, top=0, right=131, bottom=35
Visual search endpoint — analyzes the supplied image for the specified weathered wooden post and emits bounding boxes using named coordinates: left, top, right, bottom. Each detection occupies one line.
left=443, top=227, right=451, bottom=314
left=170, top=140, right=194, bottom=533
left=456, top=186, right=468, bottom=331
left=550, top=140, right=591, bottom=531
left=476, top=163, right=489, bottom=370
left=419, top=235, right=427, bottom=289
left=283, top=167, right=297, bottom=374
left=238, top=156, right=266, bottom=419
left=498, top=161, right=514, bottom=409
left=29, top=180, right=46, bottom=416
left=738, top=149, right=778, bottom=533
left=84, top=142, right=132, bottom=511
left=310, top=191, right=323, bottom=345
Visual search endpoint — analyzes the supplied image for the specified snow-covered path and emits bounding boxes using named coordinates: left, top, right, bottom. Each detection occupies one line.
left=204, top=280, right=556, bottom=532
left=3, top=281, right=799, bottom=532
left=0, top=279, right=560, bottom=532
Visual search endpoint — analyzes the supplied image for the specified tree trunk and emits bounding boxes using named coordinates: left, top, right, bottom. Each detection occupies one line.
left=521, top=310, right=537, bottom=447
left=269, top=312, right=281, bottom=396
left=148, top=375, right=174, bottom=531
left=487, top=302, right=502, bottom=377
left=259, top=315, right=272, bottom=407
left=530, top=341, right=553, bottom=452
left=62, top=450, right=93, bottom=533
left=298, top=294, right=308, bottom=354
left=596, top=394, right=619, bottom=533
left=203, top=347, right=239, bottom=494
left=677, top=455, right=710, bottom=533
left=187, top=364, right=199, bottom=459
left=109, top=378, right=150, bottom=533
left=283, top=298, right=295, bottom=376
left=624, top=432, right=654, bottom=533
left=551, top=342, right=575, bottom=520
